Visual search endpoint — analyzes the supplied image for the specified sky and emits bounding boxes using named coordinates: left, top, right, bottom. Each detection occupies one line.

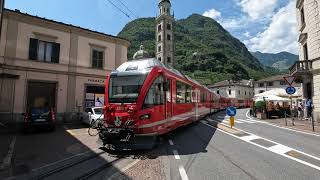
left=5, top=0, right=298, bottom=54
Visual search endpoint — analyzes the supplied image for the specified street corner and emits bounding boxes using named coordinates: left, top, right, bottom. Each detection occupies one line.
left=107, top=147, right=169, bottom=180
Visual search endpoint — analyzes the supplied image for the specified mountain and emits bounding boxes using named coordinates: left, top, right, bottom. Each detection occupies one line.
left=251, top=51, right=298, bottom=71
left=118, top=14, right=269, bottom=85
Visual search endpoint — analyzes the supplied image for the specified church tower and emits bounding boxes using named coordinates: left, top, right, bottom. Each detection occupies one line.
left=156, top=0, right=175, bottom=66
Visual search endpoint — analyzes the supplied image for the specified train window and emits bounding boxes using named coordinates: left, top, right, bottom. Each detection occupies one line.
left=200, top=92, right=206, bottom=102
left=176, top=81, right=186, bottom=104
left=165, top=80, right=171, bottom=102
left=185, top=85, right=192, bottom=103
left=143, top=76, right=165, bottom=109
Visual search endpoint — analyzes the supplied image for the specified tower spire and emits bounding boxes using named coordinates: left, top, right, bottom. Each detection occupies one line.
left=156, top=0, right=175, bottom=66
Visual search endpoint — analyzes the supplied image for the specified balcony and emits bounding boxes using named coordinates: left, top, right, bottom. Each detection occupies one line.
left=289, top=60, right=313, bottom=76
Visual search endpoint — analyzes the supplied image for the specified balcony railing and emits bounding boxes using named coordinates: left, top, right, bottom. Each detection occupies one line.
left=289, top=60, right=313, bottom=76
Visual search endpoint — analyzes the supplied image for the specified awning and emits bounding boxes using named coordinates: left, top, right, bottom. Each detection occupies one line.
left=254, top=95, right=290, bottom=102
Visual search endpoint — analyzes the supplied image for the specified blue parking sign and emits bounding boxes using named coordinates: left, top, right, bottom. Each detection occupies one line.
left=286, top=87, right=296, bottom=95
left=226, top=107, right=237, bottom=116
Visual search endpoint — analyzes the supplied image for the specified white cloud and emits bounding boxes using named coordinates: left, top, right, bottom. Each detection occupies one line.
left=244, top=1, right=298, bottom=54
left=243, top=31, right=251, bottom=38
left=203, top=8, right=221, bottom=19
left=238, top=0, right=278, bottom=20
left=220, top=17, right=248, bottom=29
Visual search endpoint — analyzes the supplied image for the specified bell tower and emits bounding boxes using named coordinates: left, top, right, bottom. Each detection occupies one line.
left=156, top=0, right=174, bottom=66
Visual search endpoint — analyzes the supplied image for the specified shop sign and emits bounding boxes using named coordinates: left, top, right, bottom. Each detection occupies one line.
left=88, top=79, right=105, bottom=84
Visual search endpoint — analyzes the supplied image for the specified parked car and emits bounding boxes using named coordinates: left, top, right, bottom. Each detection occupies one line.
left=23, top=107, right=56, bottom=132
left=83, top=107, right=104, bottom=126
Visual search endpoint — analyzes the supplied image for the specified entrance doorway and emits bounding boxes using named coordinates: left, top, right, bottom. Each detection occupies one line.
left=306, top=82, right=312, bottom=99
left=27, top=82, right=56, bottom=111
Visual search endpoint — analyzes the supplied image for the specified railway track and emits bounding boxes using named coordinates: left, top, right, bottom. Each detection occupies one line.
left=23, top=148, right=123, bottom=180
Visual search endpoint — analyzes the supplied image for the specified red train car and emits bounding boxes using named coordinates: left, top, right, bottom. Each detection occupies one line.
left=98, top=58, right=251, bottom=149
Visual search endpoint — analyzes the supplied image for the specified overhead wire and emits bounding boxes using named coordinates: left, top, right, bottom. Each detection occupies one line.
left=106, top=0, right=132, bottom=19
left=115, top=0, right=139, bottom=19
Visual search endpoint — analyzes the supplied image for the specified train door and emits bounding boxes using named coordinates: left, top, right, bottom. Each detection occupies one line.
left=194, top=88, right=199, bottom=121
left=165, top=79, right=172, bottom=122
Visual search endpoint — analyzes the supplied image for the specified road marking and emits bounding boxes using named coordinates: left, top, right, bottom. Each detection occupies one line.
left=0, top=136, right=16, bottom=170
left=173, top=150, right=180, bottom=160
left=237, top=119, right=255, bottom=124
left=179, top=166, right=189, bottom=180
left=169, top=140, right=174, bottom=146
left=202, top=122, right=320, bottom=171
left=245, top=110, right=320, bottom=137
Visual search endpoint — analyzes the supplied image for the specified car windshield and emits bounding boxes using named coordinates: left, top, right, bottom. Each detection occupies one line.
left=30, top=107, right=50, bottom=116
left=109, top=75, right=147, bottom=103
left=93, top=108, right=103, bottom=115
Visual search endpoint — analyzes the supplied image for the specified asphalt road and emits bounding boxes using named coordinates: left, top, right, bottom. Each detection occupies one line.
left=164, top=109, right=320, bottom=180
left=3, top=109, right=320, bottom=180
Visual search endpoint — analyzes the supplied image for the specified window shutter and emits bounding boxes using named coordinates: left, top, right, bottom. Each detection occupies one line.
left=29, top=38, right=38, bottom=60
left=92, top=50, right=97, bottom=68
left=51, top=43, right=60, bottom=63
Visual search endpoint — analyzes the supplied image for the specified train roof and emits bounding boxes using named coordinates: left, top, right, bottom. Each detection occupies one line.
left=115, top=58, right=213, bottom=92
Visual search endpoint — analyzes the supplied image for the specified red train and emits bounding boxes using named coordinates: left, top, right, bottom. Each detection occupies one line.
left=99, top=58, right=252, bottom=149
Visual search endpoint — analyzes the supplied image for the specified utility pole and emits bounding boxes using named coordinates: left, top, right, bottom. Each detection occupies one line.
left=0, top=0, right=4, bottom=40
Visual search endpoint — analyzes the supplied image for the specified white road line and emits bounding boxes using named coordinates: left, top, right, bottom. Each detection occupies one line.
left=237, top=119, right=255, bottom=124
left=245, top=110, right=320, bottom=137
left=173, top=150, right=180, bottom=160
left=202, top=122, right=320, bottom=171
left=0, top=136, right=16, bottom=170
left=169, top=140, right=174, bottom=146
left=239, top=135, right=260, bottom=142
left=179, top=166, right=189, bottom=180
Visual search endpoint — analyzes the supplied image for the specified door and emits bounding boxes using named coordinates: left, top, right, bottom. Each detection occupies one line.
left=165, top=79, right=172, bottom=123
left=194, top=88, right=199, bottom=121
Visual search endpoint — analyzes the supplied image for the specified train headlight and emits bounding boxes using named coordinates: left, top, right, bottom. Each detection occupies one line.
left=140, top=114, right=150, bottom=120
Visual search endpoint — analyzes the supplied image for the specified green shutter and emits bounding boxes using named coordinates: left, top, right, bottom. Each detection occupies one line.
left=29, top=38, right=38, bottom=60
left=51, top=43, right=60, bottom=63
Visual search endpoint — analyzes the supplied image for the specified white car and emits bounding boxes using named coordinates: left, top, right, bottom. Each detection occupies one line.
left=83, top=107, right=104, bottom=125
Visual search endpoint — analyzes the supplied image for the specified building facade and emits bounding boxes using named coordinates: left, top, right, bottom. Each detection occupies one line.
left=0, top=9, right=129, bottom=123
left=156, top=0, right=175, bottom=66
left=291, top=0, right=320, bottom=122
left=208, top=80, right=254, bottom=99
left=254, top=75, right=302, bottom=95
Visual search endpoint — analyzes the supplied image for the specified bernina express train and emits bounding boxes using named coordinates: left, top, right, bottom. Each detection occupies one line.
left=98, top=58, right=251, bottom=149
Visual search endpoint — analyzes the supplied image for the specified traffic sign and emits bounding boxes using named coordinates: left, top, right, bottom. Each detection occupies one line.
left=283, top=76, right=295, bottom=86
left=226, top=107, right=237, bottom=116
left=286, top=86, right=296, bottom=95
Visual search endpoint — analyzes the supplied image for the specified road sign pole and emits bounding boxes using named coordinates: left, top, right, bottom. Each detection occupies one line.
left=230, top=116, right=234, bottom=128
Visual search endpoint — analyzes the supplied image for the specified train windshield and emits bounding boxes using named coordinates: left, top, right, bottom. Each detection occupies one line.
left=109, top=75, right=147, bottom=103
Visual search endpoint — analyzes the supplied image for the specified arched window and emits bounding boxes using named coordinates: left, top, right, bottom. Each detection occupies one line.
left=143, top=76, right=165, bottom=109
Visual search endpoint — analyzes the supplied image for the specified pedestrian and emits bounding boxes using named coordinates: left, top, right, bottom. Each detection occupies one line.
left=297, top=102, right=304, bottom=120
left=305, top=98, right=313, bottom=120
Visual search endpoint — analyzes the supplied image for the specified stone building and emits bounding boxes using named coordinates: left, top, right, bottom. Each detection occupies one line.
left=290, top=0, right=320, bottom=122
left=208, top=80, right=254, bottom=99
left=156, top=0, right=175, bottom=66
left=0, top=9, right=129, bottom=123
left=254, top=75, right=302, bottom=95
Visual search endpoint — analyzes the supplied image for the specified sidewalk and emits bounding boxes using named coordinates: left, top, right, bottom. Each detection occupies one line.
left=261, top=118, right=320, bottom=134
